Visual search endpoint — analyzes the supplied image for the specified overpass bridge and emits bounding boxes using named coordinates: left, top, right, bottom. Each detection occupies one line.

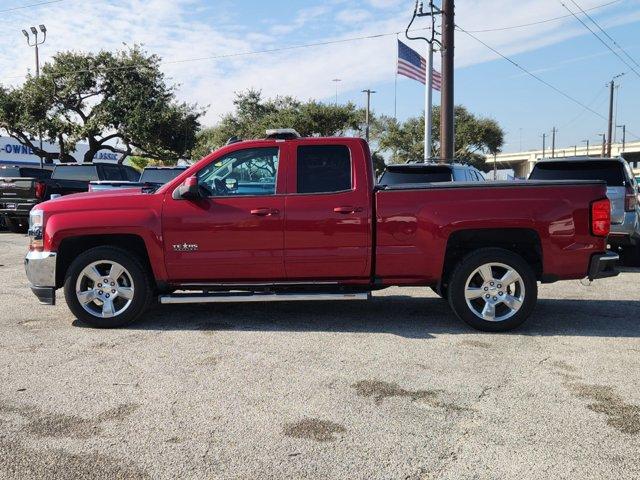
left=484, top=140, right=640, bottom=178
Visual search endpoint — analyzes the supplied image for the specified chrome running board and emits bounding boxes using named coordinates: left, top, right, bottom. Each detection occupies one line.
left=159, top=291, right=370, bottom=304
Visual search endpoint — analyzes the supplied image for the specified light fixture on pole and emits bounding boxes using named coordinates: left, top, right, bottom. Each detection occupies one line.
left=23, top=24, right=47, bottom=168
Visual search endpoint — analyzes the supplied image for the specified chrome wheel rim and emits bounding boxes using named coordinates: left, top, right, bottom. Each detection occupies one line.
left=75, top=260, right=134, bottom=318
left=464, top=262, right=525, bottom=322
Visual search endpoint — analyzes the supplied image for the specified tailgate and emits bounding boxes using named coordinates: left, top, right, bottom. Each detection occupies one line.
left=606, top=186, right=625, bottom=224
left=0, top=177, right=36, bottom=207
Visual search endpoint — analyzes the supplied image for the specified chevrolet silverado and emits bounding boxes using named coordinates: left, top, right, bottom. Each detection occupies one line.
left=24, top=131, right=618, bottom=331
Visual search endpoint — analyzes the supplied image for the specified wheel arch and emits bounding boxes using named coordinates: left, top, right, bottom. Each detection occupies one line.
left=56, top=234, right=155, bottom=288
left=441, top=228, right=543, bottom=289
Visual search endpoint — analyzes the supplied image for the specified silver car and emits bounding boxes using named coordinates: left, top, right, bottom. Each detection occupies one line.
left=529, top=157, right=640, bottom=261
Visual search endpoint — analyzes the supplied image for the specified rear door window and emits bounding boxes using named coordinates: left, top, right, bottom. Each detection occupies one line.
left=52, top=166, right=99, bottom=181
left=297, top=145, right=352, bottom=193
left=530, top=161, right=625, bottom=186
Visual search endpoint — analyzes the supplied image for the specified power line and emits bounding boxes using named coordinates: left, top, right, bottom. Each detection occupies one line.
left=0, top=0, right=66, bottom=14
left=569, top=0, right=640, bottom=71
left=456, top=24, right=606, bottom=120
left=463, top=0, right=623, bottom=33
left=559, top=1, right=640, bottom=79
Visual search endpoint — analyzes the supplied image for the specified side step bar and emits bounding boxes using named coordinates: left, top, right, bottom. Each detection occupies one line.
left=159, top=291, right=371, bottom=304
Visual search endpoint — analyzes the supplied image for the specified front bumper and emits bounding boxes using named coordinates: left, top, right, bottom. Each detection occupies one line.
left=24, top=250, right=57, bottom=305
left=588, top=251, right=619, bottom=280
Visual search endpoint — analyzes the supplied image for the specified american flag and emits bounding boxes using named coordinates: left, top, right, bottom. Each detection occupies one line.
left=397, top=40, right=441, bottom=91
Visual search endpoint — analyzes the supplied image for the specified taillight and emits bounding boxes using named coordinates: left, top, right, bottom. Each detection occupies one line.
left=34, top=181, right=45, bottom=200
left=624, top=184, right=637, bottom=212
left=591, top=198, right=611, bottom=237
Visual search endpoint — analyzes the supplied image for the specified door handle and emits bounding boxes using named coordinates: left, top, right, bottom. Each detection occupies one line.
left=250, top=208, right=278, bottom=216
left=333, top=206, right=363, bottom=214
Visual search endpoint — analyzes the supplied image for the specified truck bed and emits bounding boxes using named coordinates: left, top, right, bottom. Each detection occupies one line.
left=374, top=180, right=608, bottom=284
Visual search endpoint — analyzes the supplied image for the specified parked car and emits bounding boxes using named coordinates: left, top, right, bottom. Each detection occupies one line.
left=88, top=166, right=187, bottom=192
left=25, top=131, right=617, bottom=332
left=0, top=163, right=139, bottom=232
left=529, top=157, right=640, bottom=262
left=0, top=165, right=54, bottom=233
left=378, top=163, right=485, bottom=186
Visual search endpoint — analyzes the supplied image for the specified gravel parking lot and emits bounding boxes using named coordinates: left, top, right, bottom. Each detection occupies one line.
left=1, top=231, right=639, bottom=479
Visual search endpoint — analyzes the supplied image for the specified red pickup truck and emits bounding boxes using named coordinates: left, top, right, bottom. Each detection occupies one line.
left=24, top=131, right=618, bottom=331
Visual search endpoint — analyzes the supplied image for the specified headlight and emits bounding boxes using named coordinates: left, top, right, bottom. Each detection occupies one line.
left=28, top=209, right=44, bottom=250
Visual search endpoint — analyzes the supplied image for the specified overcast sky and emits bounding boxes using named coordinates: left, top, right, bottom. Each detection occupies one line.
left=1, top=0, right=640, bottom=152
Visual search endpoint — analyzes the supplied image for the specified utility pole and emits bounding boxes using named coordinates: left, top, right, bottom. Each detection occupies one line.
left=22, top=25, right=47, bottom=169
left=362, top=89, right=376, bottom=143
left=597, top=133, right=606, bottom=157
left=541, top=133, right=546, bottom=158
left=332, top=78, right=341, bottom=105
left=607, top=74, right=624, bottom=157
left=440, top=0, right=455, bottom=163
left=582, top=139, right=589, bottom=156
left=617, top=124, right=626, bottom=153
left=573, top=145, right=577, bottom=156
left=551, top=127, right=556, bottom=158
left=493, top=152, right=497, bottom=180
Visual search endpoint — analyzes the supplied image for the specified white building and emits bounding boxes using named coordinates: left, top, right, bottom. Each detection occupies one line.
left=0, top=136, right=121, bottom=165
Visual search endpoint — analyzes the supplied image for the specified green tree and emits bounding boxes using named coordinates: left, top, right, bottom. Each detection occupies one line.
left=0, top=46, right=203, bottom=164
left=373, top=105, right=504, bottom=170
left=193, top=90, right=363, bottom=160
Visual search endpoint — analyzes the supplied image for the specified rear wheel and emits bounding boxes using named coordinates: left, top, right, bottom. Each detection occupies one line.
left=64, top=246, right=153, bottom=328
left=447, top=248, right=537, bottom=332
left=5, top=216, right=28, bottom=233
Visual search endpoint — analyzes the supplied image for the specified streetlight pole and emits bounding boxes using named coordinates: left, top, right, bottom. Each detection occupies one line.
left=332, top=78, right=341, bottom=105
left=22, top=25, right=47, bottom=169
left=597, top=133, right=606, bottom=157
left=582, top=139, right=589, bottom=156
left=551, top=127, right=556, bottom=158
left=440, top=0, right=455, bottom=163
left=362, top=89, right=376, bottom=143
left=541, top=133, right=546, bottom=158
left=606, top=73, right=624, bottom=158
left=616, top=124, right=626, bottom=153
left=406, top=0, right=441, bottom=163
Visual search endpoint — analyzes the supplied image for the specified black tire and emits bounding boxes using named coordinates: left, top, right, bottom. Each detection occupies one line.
left=447, top=248, right=537, bottom=332
left=64, top=246, right=154, bottom=328
left=5, top=216, right=28, bottom=233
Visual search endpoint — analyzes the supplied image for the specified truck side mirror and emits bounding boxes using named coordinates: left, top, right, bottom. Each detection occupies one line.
left=172, top=176, right=202, bottom=200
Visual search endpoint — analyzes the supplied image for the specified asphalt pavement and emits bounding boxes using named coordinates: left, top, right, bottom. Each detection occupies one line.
left=1, top=232, right=639, bottom=479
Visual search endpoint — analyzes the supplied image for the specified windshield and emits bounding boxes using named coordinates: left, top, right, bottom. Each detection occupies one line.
left=529, top=161, right=625, bottom=186
left=379, top=166, right=452, bottom=185
left=140, top=169, right=184, bottom=185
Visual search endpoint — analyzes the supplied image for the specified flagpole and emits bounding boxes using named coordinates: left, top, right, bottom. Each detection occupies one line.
left=425, top=41, right=433, bottom=163
left=394, top=35, right=398, bottom=120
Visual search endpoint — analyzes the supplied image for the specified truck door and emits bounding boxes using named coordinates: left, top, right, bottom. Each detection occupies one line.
left=162, top=146, right=286, bottom=282
left=284, top=142, right=371, bottom=280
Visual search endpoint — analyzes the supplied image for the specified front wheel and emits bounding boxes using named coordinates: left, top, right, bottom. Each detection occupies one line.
left=64, top=246, right=153, bottom=328
left=447, top=248, right=537, bottom=332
